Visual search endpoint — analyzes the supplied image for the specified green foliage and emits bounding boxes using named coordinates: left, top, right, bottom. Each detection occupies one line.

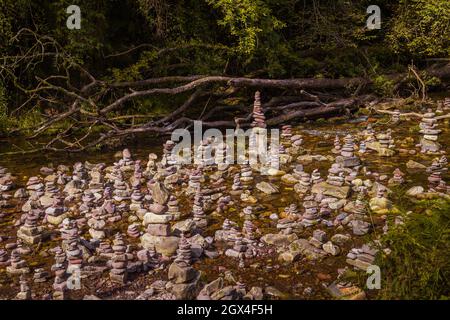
left=388, top=0, right=450, bottom=57
left=0, top=81, right=9, bottom=134
left=376, top=199, right=450, bottom=299
left=373, top=75, right=395, bottom=96
left=206, top=0, right=285, bottom=55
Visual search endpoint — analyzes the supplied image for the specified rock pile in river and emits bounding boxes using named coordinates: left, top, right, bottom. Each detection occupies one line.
left=168, top=234, right=200, bottom=299
left=110, top=233, right=128, bottom=283
left=418, top=111, right=441, bottom=154
left=251, top=91, right=266, bottom=129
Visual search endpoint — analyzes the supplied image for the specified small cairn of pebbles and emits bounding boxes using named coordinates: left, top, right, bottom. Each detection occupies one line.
left=110, top=233, right=128, bottom=283
left=168, top=234, right=201, bottom=299
left=17, top=208, right=46, bottom=245
left=346, top=244, right=378, bottom=271
left=16, top=275, right=31, bottom=300
left=418, top=111, right=441, bottom=154
left=6, top=249, right=30, bottom=275
left=251, top=91, right=266, bottom=129
left=33, top=268, right=50, bottom=283
left=192, top=189, right=207, bottom=229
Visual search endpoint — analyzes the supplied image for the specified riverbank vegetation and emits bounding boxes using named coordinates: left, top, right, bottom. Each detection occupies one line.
left=0, top=0, right=449, bottom=150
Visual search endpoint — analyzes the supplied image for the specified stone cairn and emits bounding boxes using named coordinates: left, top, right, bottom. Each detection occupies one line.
left=418, top=111, right=441, bottom=153
left=97, top=240, right=114, bottom=258
left=88, top=208, right=107, bottom=241
left=79, top=190, right=96, bottom=214
left=127, top=223, right=141, bottom=238
left=119, top=148, right=134, bottom=167
left=197, top=139, right=214, bottom=167
left=277, top=204, right=301, bottom=234
left=332, top=135, right=341, bottom=154
left=26, top=176, right=44, bottom=197
left=33, top=267, right=50, bottom=283
left=358, top=141, right=367, bottom=154
left=51, top=247, right=67, bottom=300
left=242, top=219, right=258, bottom=244
left=348, top=191, right=370, bottom=236
left=41, top=181, right=59, bottom=207
left=240, top=162, right=254, bottom=184
left=66, top=240, right=83, bottom=273
left=17, top=208, right=45, bottom=245
left=364, top=124, right=376, bottom=143
left=45, top=196, right=67, bottom=225
left=377, top=129, right=395, bottom=149
left=16, top=275, right=31, bottom=300
left=302, top=197, right=320, bottom=227
left=110, top=233, right=128, bottom=283
left=281, top=124, right=292, bottom=139
left=162, top=140, right=177, bottom=168
left=167, top=195, right=181, bottom=220
left=88, top=168, right=104, bottom=194
left=6, top=249, right=30, bottom=275
left=214, top=219, right=238, bottom=243
left=130, top=178, right=144, bottom=212
left=251, top=91, right=266, bottom=128
left=389, top=168, right=405, bottom=185
left=296, top=172, right=311, bottom=194
left=215, top=142, right=230, bottom=171
left=391, top=110, right=401, bottom=123
left=188, top=167, right=202, bottom=194
left=346, top=244, right=378, bottom=271
left=60, top=218, right=79, bottom=248
left=168, top=234, right=200, bottom=299
left=230, top=173, right=243, bottom=195
left=428, top=170, right=444, bottom=191
left=145, top=153, right=158, bottom=175
left=225, top=231, right=247, bottom=260
left=292, top=164, right=304, bottom=180
left=0, top=249, right=9, bottom=267
left=311, top=169, right=323, bottom=185
left=113, top=170, right=130, bottom=202
left=337, top=134, right=360, bottom=167
left=192, top=188, right=207, bottom=229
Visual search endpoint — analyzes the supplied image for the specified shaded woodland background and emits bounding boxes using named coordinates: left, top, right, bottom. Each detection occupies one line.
left=0, top=0, right=449, bottom=151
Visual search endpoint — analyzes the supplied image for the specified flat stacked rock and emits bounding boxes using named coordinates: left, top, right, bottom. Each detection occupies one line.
left=418, top=111, right=441, bottom=154
left=79, top=190, right=96, bottom=214
left=346, top=244, right=378, bottom=271
left=88, top=208, right=107, bottom=241
left=17, top=208, right=46, bottom=245
left=88, top=169, right=104, bottom=194
left=110, top=233, right=128, bottom=283
left=215, top=142, right=230, bottom=171
left=240, top=162, right=254, bottom=184
left=112, top=170, right=130, bottom=201
left=168, top=235, right=201, bottom=299
left=336, top=134, right=360, bottom=168
left=358, top=141, right=366, bottom=154
left=141, top=199, right=179, bottom=256
left=192, top=188, right=207, bottom=229
left=0, top=249, right=9, bottom=267
left=294, top=172, right=311, bottom=194
left=6, top=249, right=30, bottom=275
left=45, top=196, right=68, bottom=225
left=311, top=169, right=323, bottom=184
left=230, top=173, right=243, bottom=195
left=16, top=275, right=31, bottom=300
left=127, top=223, right=141, bottom=238
left=391, top=109, right=401, bottom=123
left=302, top=197, right=320, bottom=227
left=33, top=268, right=50, bottom=283
left=167, top=195, right=181, bottom=220
left=66, top=240, right=83, bottom=272
left=119, top=148, right=134, bottom=168
left=60, top=218, right=79, bottom=248
left=26, top=176, right=44, bottom=197
left=388, top=168, right=405, bottom=185
left=332, top=135, right=341, bottom=154
left=251, top=91, right=266, bottom=128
